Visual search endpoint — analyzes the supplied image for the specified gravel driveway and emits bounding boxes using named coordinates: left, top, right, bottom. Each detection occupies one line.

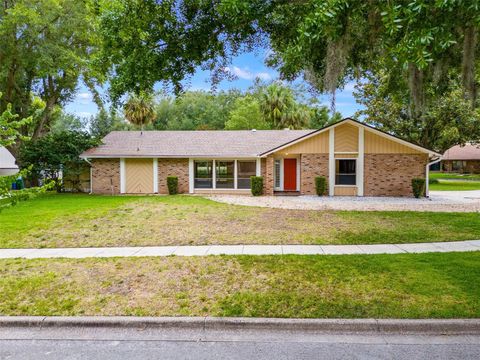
left=207, top=191, right=480, bottom=212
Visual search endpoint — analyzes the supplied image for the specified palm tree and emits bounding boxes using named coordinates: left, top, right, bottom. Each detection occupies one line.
left=123, top=92, right=156, bottom=133
left=261, top=83, right=309, bottom=129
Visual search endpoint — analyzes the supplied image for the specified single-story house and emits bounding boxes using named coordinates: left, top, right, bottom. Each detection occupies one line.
left=0, top=146, right=19, bottom=177
left=80, top=118, right=441, bottom=197
left=442, top=143, right=480, bottom=173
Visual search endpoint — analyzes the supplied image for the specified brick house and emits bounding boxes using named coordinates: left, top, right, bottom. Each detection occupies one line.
left=80, top=118, right=441, bottom=197
left=442, top=143, right=480, bottom=174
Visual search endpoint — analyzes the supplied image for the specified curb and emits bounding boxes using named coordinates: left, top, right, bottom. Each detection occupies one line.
left=0, top=317, right=479, bottom=334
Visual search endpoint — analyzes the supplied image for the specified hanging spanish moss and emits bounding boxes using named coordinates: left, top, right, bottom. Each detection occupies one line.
left=461, top=26, right=478, bottom=107
left=408, top=63, right=425, bottom=118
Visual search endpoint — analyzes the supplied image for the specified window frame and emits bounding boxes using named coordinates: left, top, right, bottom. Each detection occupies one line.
left=335, top=158, right=357, bottom=186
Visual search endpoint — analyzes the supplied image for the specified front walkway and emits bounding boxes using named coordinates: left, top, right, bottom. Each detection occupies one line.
left=1, top=240, right=479, bottom=259
left=207, top=190, right=480, bottom=212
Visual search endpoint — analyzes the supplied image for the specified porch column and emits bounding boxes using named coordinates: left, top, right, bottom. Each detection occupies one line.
left=153, top=158, right=158, bottom=193
left=234, top=160, right=238, bottom=189
left=212, top=159, right=216, bottom=189
left=120, top=158, right=126, bottom=194
left=357, top=127, right=364, bottom=196
left=328, top=128, right=335, bottom=196
left=188, top=159, right=194, bottom=193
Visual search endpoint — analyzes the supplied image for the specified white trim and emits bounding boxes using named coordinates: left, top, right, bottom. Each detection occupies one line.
left=273, top=158, right=281, bottom=191
left=234, top=160, right=238, bottom=189
left=328, top=128, right=335, bottom=196
left=357, top=127, right=364, bottom=196
left=89, top=165, right=93, bottom=194
left=188, top=159, right=194, bottom=194
left=280, top=158, right=285, bottom=190
left=334, top=151, right=359, bottom=154
left=256, top=158, right=261, bottom=176
left=212, top=159, right=216, bottom=189
left=120, top=158, right=126, bottom=194
left=259, top=119, right=441, bottom=157
left=153, top=158, right=158, bottom=193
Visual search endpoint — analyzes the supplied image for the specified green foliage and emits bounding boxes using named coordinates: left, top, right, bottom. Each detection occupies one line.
left=225, top=96, right=269, bottom=130
left=18, top=131, right=99, bottom=192
left=124, top=92, right=156, bottom=130
left=166, top=176, right=178, bottom=195
left=89, top=109, right=130, bottom=139
left=50, top=112, right=87, bottom=135
left=0, top=94, right=32, bottom=147
left=412, top=178, right=426, bottom=198
left=250, top=176, right=263, bottom=196
left=0, top=0, right=103, bottom=148
left=428, top=178, right=439, bottom=185
left=314, top=176, right=327, bottom=196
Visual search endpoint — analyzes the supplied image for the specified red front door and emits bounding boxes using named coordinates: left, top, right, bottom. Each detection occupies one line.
left=283, top=159, right=297, bottom=191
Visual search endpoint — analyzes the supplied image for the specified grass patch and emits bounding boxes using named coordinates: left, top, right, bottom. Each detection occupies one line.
left=1, top=193, right=480, bottom=248
left=0, top=252, right=478, bottom=318
left=430, top=172, right=480, bottom=181
left=429, top=180, right=480, bottom=191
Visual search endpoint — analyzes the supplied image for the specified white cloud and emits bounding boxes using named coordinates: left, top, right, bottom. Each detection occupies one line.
left=76, top=111, right=93, bottom=118
left=76, top=92, right=93, bottom=104
left=224, top=66, right=272, bottom=81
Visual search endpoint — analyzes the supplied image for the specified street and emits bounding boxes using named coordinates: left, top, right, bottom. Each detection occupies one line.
left=1, top=325, right=479, bottom=360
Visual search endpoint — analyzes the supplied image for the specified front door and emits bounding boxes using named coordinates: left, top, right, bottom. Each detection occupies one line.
left=283, top=158, right=297, bottom=191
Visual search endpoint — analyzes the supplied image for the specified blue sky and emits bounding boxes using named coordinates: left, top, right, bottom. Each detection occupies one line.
left=65, top=50, right=363, bottom=119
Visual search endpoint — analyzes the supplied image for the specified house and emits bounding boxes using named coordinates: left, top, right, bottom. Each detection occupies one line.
left=0, top=146, right=19, bottom=177
left=442, top=143, right=480, bottom=173
left=80, top=118, right=441, bottom=197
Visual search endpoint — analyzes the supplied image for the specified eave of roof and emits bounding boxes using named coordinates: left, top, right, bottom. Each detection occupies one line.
left=259, top=118, right=442, bottom=157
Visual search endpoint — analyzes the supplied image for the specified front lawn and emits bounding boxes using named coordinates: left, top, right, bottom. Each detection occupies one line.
left=430, top=172, right=480, bottom=181
left=0, top=252, right=478, bottom=318
left=429, top=180, right=480, bottom=191
left=1, top=193, right=480, bottom=248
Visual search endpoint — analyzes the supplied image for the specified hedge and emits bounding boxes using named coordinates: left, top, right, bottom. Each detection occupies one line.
left=412, top=178, right=425, bottom=198
left=166, top=176, right=178, bottom=195
left=315, top=176, right=327, bottom=196
left=250, top=176, right=263, bottom=196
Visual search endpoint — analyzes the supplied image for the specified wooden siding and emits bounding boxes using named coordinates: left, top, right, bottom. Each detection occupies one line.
left=277, top=131, right=329, bottom=154
left=125, top=158, right=153, bottom=194
left=334, top=186, right=357, bottom=196
left=334, top=123, right=358, bottom=152
left=364, top=130, right=422, bottom=154
left=335, top=153, right=358, bottom=158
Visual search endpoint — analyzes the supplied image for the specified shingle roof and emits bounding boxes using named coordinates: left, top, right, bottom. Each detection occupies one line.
left=443, top=143, right=480, bottom=160
left=80, top=130, right=314, bottom=158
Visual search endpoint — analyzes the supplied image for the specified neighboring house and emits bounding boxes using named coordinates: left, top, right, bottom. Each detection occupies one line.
left=442, top=143, right=480, bottom=173
left=80, top=118, right=441, bottom=197
left=0, top=146, right=19, bottom=176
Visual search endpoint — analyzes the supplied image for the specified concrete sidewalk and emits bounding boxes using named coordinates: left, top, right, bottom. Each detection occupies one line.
left=0, top=240, right=479, bottom=259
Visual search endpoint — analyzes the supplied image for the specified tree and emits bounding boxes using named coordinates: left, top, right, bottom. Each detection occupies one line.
left=225, top=96, right=269, bottom=130
left=50, top=112, right=87, bottom=134
left=0, top=0, right=103, bottom=156
left=123, top=92, right=156, bottom=131
left=89, top=109, right=129, bottom=138
left=0, top=93, right=32, bottom=147
left=18, top=131, right=99, bottom=191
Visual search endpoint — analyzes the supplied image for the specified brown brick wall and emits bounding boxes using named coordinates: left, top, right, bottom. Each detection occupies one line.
left=300, top=154, right=329, bottom=195
left=442, top=160, right=480, bottom=173
left=91, top=159, right=120, bottom=194
left=158, top=158, right=189, bottom=194
left=364, top=154, right=427, bottom=197
left=264, top=156, right=274, bottom=195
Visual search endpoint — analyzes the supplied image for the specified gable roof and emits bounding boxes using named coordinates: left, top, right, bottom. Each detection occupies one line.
left=443, top=143, right=480, bottom=160
left=80, top=129, right=314, bottom=158
left=259, top=118, right=441, bottom=157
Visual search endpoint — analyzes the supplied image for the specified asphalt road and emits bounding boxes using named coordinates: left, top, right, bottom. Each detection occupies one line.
left=1, top=326, right=479, bottom=360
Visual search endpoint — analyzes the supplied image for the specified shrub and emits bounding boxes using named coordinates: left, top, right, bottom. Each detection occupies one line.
left=315, top=176, right=327, bottom=196
left=250, top=176, right=263, bottom=196
left=428, top=178, right=439, bottom=184
left=412, top=178, right=426, bottom=198
left=166, top=176, right=178, bottom=195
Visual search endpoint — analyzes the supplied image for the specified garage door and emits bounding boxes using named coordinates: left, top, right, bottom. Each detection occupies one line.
left=125, top=159, right=154, bottom=194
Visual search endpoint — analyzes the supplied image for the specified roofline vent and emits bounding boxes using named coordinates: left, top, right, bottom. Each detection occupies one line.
left=251, top=129, right=257, bottom=132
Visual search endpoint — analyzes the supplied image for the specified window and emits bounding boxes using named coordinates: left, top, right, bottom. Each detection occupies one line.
left=452, top=160, right=466, bottom=172
left=194, top=161, right=213, bottom=188
left=274, top=159, right=281, bottom=188
left=237, top=161, right=256, bottom=189
left=336, top=159, right=356, bottom=185
left=216, top=161, right=234, bottom=188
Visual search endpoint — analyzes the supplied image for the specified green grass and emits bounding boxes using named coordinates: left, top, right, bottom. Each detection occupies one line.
left=430, top=172, right=480, bottom=181
left=429, top=180, right=480, bottom=191
left=1, top=193, right=480, bottom=248
left=0, top=252, right=478, bottom=318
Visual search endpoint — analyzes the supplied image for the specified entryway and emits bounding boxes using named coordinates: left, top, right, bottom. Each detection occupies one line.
left=274, top=157, right=299, bottom=193
left=283, top=158, right=297, bottom=191
left=125, top=159, right=154, bottom=194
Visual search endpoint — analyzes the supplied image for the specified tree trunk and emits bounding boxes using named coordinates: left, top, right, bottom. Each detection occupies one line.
left=462, top=26, right=477, bottom=107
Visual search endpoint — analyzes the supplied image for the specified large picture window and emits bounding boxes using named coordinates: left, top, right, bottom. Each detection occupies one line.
left=336, top=159, right=356, bottom=185
left=194, top=161, right=213, bottom=188
left=237, top=161, right=256, bottom=189
left=216, top=161, right=234, bottom=188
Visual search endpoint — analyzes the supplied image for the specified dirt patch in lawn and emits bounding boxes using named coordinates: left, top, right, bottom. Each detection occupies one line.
left=21, top=198, right=369, bottom=248
left=1, top=253, right=479, bottom=318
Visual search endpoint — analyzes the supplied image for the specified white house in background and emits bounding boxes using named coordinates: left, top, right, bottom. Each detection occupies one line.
left=0, top=146, right=19, bottom=176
